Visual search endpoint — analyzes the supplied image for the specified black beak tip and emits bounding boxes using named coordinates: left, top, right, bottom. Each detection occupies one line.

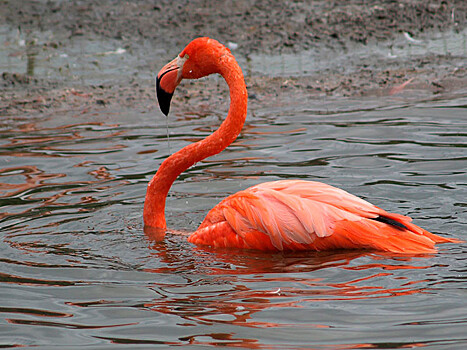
left=156, top=76, right=173, bottom=116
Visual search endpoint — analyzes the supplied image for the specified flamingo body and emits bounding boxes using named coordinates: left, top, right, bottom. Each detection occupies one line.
left=145, top=37, right=460, bottom=253
left=190, top=180, right=454, bottom=253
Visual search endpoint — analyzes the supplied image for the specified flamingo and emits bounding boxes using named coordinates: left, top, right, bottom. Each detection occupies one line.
left=144, top=37, right=460, bottom=253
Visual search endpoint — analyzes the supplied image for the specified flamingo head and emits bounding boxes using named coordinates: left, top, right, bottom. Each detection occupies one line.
left=155, top=37, right=231, bottom=116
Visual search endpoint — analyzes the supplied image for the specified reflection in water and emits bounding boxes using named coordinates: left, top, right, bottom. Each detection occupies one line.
left=140, top=230, right=438, bottom=348
left=6, top=318, right=138, bottom=330
left=0, top=116, right=131, bottom=231
left=0, top=164, right=123, bottom=226
left=143, top=237, right=432, bottom=331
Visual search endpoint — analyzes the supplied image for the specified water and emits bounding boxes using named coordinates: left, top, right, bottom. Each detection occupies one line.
left=1, top=89, right=466, bottom=348
left=1, top=19, right=467, bottom=350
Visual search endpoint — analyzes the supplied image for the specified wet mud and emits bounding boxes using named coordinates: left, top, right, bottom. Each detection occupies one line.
left=1, top=0, right=466, bottom=116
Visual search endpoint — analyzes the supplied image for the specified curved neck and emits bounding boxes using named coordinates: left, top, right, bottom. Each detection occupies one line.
left=144, top=56, right=247, bottom=229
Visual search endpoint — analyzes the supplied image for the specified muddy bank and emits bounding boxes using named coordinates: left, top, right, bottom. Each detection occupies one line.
left=1, top=0, right=466, bottom=116
left=2, top=0, right=466, bottom=54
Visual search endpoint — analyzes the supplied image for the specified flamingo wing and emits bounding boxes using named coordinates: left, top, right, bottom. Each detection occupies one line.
left=188, top=180, right=456, bottom=253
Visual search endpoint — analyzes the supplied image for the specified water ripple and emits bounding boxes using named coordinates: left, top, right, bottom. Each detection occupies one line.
left=0, top=96, right=466, bottom=348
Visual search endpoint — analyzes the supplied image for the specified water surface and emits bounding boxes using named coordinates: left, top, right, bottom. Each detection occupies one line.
left=1, top=90, right=466, bottom=348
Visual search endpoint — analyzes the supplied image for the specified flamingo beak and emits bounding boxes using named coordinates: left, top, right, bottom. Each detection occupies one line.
left=155, top=57, right=183, bottom=116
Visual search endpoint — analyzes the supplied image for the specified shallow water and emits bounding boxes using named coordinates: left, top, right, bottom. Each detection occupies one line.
left=1, top=89, right=467, bottom=348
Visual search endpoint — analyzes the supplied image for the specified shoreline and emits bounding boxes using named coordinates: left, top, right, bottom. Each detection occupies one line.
left=1, top=0, right=466, bottom=116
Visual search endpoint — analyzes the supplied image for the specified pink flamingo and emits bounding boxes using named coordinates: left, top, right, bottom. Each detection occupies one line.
left=144, top=37, right=459, bottom=253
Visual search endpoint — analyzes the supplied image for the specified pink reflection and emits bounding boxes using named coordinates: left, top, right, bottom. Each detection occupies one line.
left=144, top=232, right=433, bottom=333
left=180, top=332, right=264, bottom=348
left=1, top=121, right=124, bottom=158
left=0, top=165, right=65, bottom=199
left=0, top=164, right=126, bottom=226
